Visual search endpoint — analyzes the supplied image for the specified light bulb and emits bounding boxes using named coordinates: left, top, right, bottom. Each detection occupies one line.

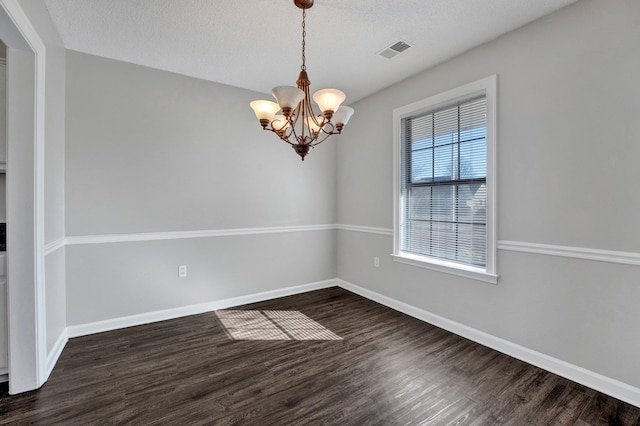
left=250, top=100, right=280, bottom=122
left=272, top=86, right=304, bottom=113
left=332, top=106, right=354, bottom=126
left=306, top=116, right=324, bottom=134
left=313, top=89, right=346, bottom=114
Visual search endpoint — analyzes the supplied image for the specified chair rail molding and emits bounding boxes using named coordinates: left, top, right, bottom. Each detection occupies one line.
left=498, top=240, right=640, bottom=267
left=64, top=224, right=337, bottom=246
left=44, top=238, right=65, bottom=256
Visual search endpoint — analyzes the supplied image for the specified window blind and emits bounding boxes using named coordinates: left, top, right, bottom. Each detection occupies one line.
left=401, top=96, right=487, bottom=268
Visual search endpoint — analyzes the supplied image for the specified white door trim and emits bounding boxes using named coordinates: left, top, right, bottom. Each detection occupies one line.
left=0, top=0, right=47, bottom=393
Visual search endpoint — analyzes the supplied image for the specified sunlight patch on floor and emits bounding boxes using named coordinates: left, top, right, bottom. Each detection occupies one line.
left=216, top=310, right=342, bottom=341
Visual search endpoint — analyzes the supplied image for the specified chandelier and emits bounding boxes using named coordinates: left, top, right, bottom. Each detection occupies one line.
left=249, top=0, right=354, bottom=161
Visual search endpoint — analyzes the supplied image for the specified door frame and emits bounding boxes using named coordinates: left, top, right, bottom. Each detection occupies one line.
left=0, top=0, right=47, bottom=394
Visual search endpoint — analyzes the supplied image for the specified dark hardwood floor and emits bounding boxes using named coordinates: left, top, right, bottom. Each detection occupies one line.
left=1, top=287, right=639, bottom=425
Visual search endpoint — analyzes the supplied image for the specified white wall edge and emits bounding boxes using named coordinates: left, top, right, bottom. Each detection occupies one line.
left=65, top=224, right=337, bottom=246
left=44, top=238, right=65, bottom=256
left=1, top=0, right=49, bottom=392
left=498, top=240, right=640, bottom=267
left=336, top=224, right=393, bottom=236
left=337, top=279, right=640, bottom=409
left=45, top=328, right=68, bottom=378
left=67, top=279, right=338, bottom=338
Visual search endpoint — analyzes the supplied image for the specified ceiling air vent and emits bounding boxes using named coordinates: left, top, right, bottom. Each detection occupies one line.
left=378, top=40, right=412, bottom=59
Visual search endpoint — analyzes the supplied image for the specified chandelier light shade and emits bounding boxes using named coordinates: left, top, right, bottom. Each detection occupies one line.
left=250, top=0, right=354, bottom=160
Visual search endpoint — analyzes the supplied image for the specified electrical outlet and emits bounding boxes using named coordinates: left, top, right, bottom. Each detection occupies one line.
left=178, top=265, right=187, bottom=278
left=374, top=256, right=380, bottom=268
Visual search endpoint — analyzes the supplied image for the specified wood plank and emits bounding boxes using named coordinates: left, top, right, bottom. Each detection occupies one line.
left=0, top=287, right=638, bottom=425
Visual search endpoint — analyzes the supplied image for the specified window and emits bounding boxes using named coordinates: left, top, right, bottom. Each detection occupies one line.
left=393, top=76, right=497, bottom=283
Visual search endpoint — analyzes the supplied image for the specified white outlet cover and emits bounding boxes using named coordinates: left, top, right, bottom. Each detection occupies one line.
left=178, top=265, right=187, bottom=277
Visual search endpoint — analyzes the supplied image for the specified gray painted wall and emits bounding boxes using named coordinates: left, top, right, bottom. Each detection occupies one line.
left=66, top=231, right=336, bottom=325
left=65, top=51, right=336, bottom=236
left=0, top=60, right=5, bottom=220
left=64, top=51, right=337, bottom=325
left=337, top=0, right=640, bottom=389
left=45, top=248, right=65, bottom=351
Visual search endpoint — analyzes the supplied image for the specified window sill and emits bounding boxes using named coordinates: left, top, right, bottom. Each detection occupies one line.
left=391, top=253, right=498, bottom=284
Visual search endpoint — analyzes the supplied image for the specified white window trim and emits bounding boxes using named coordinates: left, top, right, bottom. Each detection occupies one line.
left=392, top=75, right=498, bottom=284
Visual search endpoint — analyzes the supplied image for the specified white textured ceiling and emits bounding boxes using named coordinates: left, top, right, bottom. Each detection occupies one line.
left=44, top=0, right=578, bottom=103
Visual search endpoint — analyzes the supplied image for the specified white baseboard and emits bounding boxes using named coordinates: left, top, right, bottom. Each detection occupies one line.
left=46, top=328, right=68, bottom=379
left=337, top=279, right=640, bottom=409
left=67, top=279, right=337, bottom=338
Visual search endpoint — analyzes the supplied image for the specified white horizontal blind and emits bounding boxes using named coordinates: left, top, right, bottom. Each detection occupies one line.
left=401, top=96, right=487, bottom=268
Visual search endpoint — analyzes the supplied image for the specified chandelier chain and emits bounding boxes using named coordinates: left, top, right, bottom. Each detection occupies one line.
left=301, top=9, right=307, bottom=70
